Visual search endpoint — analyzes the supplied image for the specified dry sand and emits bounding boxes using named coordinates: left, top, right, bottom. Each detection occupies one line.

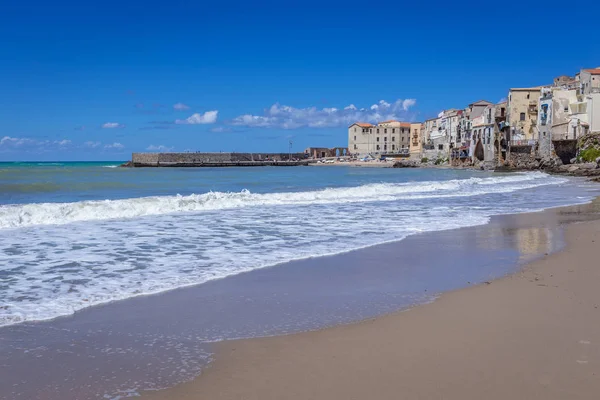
left=145, top=219, right=600, bottom=400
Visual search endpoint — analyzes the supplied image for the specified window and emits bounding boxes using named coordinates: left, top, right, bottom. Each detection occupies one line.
left=527, top=94, right=530, bottom=99
left=377, top=129, right=380, bottom=134
left=376, top=145, right=380, bottom=150
left=384, top=145, right=387, bottom=150
left=384, top=137, right=387, bottom=141
left=384, top=129, right=387, bottom=134
left=354, top=136, right=356, bottom=140
left=354, top=144, right=357, bottom=150
left=520, top=112, right=526, bottom=121
left=376, top=137, right=380, bottom=142
left=354, top=127, right=357, bottom=132
left=392, top=128, right=395, bottom=133
left=392, top=136, right=395, bottom=141
left=438, top=144, right=444, bottom=150
left=402, top=137, right=404, bottom=142
left=392, top=145, right=395, bottom=150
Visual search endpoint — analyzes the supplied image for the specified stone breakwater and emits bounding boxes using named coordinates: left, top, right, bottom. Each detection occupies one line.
left=127, top=152, right=309, bottom=167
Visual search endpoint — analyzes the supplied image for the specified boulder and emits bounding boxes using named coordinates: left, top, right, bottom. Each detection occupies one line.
left=579, top=162, right=598, bottom=170
left=567, top=165, right=580, bottom=173
left=393, top=159, right=419, bottom=168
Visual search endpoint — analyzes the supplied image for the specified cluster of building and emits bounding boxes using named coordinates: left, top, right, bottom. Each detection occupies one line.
left=347, top=67, right=600, bottom=166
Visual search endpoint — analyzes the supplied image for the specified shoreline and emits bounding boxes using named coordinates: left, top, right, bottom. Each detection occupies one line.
left=142, top=199, right=600, bottom=400
left=2, top=183, right=599, bottom=400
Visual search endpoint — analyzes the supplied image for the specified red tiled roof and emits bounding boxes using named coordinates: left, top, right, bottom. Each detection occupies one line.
left=399, top=122, right=411, bottom=128
left=352, top=122, right=373, bottom=128
left=584, top=69, right=600, bottom=75
left=380, top=119, right=399, bottom=123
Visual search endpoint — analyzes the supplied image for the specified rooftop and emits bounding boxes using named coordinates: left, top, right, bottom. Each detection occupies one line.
left=584, top=68, right=600, bottom=75
left=352, top=122, right=374, bottom=128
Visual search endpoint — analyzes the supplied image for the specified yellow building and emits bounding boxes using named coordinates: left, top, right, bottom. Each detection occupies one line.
left=410, top=122, right=423, bottom=158
left=507, top=87, right=543, bottom=141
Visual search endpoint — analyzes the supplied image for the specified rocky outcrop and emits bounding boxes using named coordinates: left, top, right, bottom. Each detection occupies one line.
left=578, top=133, right=600, bottom=163
left=393, top=159, right=420, bottom=168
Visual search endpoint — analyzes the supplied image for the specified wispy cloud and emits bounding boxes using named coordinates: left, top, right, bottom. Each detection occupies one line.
left=173, top=102, right=190, bottom=111
left=0, top=136, right=72, bottom=152
left=146, top=144, right=174, bottom=152
left=230, top=99, right=418, bottom=129
left=0, top=136, right=37, bottom=147
left=176, top=110, right=218, bottom=125
left=104, top=142, right=124, bottom=150
left=102, top=122, right=125, bottom=129
left=84, top=141, right=101, bottom=148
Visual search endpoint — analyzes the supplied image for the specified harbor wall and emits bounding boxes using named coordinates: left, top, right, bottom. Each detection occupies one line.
left=131, top=152, right=307, bottom=167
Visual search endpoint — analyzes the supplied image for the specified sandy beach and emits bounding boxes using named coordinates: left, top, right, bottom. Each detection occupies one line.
left=144, top=213, right=600, bottom=399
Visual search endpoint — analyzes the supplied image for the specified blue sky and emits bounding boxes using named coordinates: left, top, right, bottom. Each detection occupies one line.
left=1, top=0, right=599, bottom=161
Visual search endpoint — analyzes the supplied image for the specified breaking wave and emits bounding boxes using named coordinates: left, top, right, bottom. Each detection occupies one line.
left=0, top=173, right=564, bottom=229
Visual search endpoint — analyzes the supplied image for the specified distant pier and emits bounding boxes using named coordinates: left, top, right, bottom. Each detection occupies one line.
left=127, top=152, right=312, bottom=167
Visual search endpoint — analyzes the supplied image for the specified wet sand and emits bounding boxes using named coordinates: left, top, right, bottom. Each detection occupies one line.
left=144, top=206, right=600, bottom=399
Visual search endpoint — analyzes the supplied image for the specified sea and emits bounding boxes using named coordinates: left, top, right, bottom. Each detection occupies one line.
left=1, top=161, right=600, bottom=399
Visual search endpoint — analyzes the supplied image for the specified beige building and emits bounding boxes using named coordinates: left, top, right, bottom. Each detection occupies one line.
left=410, top=123, right=423, bottom=158
left=348, top=120, right=412, bottom=155
left=507, top=87, right=543, bottom=141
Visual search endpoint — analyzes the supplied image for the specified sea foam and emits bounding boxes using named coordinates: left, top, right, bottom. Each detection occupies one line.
left=0, top=172, right=583, bottom=327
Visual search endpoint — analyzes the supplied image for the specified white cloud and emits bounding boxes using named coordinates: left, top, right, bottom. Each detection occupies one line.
left=104, top=142, right=124, bottom=150
left=176, top=110, right=218, bottom=125
left=402, top=99, right=416, bottom=111
left=0, top=136, right=34, bottom=147
left=230, top=99, right=417, bottom=129
left=84, top=141, right=101, bottom=148
left=102, top=122, right=125, bottom=129
left=173, top=102, right=190, bottom=111
left=0, top=136, right=73, bottom=152
left=146, top=144, right=174, bottom=152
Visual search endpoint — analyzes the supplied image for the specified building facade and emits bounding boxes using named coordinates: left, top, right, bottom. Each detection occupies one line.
left=410, top=122, right=423, bottom=158
left=507, top=87, right=542, bottom=142
left=348, top=120, right=412, bottom=156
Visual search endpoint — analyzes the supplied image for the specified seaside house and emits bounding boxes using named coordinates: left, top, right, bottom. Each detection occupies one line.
left=348, top=120, right=412, bottom=156
left=348, top=122, right=375, bottom=154
left=507, top=87, right=543, bottom=142
left=578, top=68, right=600, bottom=95
left=410, top=122, right=423, bottom=159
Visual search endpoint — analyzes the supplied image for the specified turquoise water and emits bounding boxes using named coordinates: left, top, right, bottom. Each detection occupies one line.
left=0, top=163, right=598, bottom=328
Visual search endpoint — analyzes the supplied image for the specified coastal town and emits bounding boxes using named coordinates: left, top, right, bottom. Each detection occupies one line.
left=343, top=66, right=600, bottom=170
left=126, top=66, right=600, bottom=172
